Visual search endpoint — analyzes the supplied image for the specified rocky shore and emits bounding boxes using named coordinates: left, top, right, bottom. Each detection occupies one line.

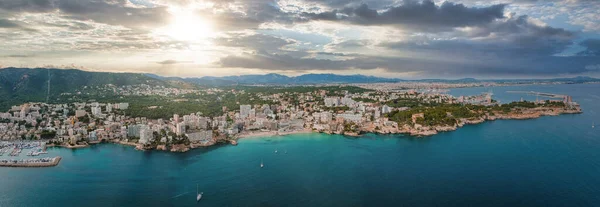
left=349, top=107, right=582, bottom=137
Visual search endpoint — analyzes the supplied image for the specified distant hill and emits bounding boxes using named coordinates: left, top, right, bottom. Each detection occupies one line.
left=0, top=67, right=168, bottom=110
left=154, top=73, right=402, bottom=85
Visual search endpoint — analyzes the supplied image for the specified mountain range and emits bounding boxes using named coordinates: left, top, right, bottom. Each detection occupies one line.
left=145, top=73, right=401, bottom=85
left=1, top=67, right=599, bottom=110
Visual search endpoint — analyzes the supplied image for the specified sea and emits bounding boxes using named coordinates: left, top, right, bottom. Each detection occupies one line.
left=1, top=84, right=599, bottom=207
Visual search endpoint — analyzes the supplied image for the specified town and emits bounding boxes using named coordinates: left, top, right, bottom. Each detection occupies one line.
left=0, top=84, right=582, bottom=155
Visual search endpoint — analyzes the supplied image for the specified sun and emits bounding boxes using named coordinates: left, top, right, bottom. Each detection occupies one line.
left=157, top=7, right=214, bottom=42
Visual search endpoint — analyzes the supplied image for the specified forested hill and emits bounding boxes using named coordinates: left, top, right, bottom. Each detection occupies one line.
left=0, top=68, right=168, bottom=111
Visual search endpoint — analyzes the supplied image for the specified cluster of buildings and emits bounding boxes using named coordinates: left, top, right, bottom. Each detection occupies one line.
left=5, top=83, right=559, bottom=148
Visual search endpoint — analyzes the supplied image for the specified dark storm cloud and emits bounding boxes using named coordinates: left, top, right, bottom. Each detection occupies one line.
left=219, top=49, right=600, bottom=76
left=303, top=0, right=506, bottom=31
left=578, top=39, right=600, bottom=56
left=381, top=15, right=575, bottom=58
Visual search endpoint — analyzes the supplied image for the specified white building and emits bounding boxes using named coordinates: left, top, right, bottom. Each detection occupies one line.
left=187, top=130, right=213, bottom=143
left=382, top=105, right=392, bottom=114
left=75, top=110, right=87, bottom=118
left=324, top=97, right=340, bottom=107
left=337, top=112, right=363, bottom=123
left=139, top=125, right=153, bottom=145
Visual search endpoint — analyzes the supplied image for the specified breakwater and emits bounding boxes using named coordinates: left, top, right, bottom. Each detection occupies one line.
left=0, top=156, right=61, bottom=167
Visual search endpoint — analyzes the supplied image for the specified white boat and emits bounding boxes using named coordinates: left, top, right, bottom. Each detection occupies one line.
left=275, top=149, right=278, bottom=153
left=260, top=159, right=264, bottom=168
left=593, top=122, right=595, bottom=128
left=196, top=184, right=203, bottom=202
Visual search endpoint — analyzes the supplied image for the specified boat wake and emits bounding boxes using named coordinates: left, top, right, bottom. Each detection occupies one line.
left=171, top=192, right=190, bottom=199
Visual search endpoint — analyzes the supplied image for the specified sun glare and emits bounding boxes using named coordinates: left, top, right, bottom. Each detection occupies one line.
left=157, top=7, right=214, bottom=42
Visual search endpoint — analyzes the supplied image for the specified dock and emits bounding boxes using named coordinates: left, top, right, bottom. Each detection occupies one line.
left=506, top=91, right=566, bottom=98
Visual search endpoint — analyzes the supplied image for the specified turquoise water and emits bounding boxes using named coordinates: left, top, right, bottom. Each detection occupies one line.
left=1, top=84, right=600, bottom=206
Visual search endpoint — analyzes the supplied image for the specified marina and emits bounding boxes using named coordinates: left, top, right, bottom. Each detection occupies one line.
left=0, top=141, right=46, bottom=157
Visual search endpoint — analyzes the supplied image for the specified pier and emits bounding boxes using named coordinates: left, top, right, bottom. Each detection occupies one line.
left=0, top=156, right=61, bottom=168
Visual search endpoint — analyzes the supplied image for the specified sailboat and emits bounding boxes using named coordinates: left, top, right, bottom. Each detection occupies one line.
left=260, top=159, right=264, bottom=168
left=196, top=184, right=203, bottom=202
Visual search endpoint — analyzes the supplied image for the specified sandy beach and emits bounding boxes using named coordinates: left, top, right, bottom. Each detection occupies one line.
left=236, top=129, right=314, bottom=139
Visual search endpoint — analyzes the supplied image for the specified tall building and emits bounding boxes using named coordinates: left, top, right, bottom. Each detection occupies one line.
left=176, top=123, right=186, bottom=136
left=127, top=124, right=142, bottom=138
left=106, top=103, right=112, bottom=113
left=139, top=125, right=153, bottom=145
left=240, top=105, right=251, bottom=119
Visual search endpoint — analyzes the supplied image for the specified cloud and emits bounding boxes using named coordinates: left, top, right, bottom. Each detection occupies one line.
left=0, top=0, right=56, bottom=13
left=0, top=19, right=22, bottom=28
left=303, top=0, right=506, bottom=31
left=0, top=0, right=170, bottom=29
left=214, top=33, right=297, bottom=52
left=586, top=64, right=600, bottom=71
left=382, top=15, right=575, bottom=58
left=5, top=54, right=34, bottom=58
left=578, top=39, right=600, bottom=56
left=157, top=60, right=192, bottom=65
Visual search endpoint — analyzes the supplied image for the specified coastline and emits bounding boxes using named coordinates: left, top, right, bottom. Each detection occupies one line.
left=30, top=107, right=582, bottom=153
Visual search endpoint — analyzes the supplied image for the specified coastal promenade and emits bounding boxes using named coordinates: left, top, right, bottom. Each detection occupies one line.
left=0, top=156, right=61, bottom=167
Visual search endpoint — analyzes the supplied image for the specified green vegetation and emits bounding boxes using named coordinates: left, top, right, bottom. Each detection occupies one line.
left=387, top=101, right=568, bottom=127
left=353, top=97, right=379, bottom=103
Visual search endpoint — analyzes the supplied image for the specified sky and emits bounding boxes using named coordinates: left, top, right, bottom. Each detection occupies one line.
left=0, top=0, right=599, bottom=79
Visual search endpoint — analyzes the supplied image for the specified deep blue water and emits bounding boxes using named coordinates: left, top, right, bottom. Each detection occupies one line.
left=1, top=84, right=600, bottom=207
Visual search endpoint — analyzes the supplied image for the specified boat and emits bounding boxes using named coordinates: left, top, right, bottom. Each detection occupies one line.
left=275, top=149, right=278, bottom=153
left=260, top=159, right=264, bottom=168
left=593, top=122, right=595, bottom=128
left=196, top=184, right=203, bottom=202
left=284, top=150, right=287, bottom=154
